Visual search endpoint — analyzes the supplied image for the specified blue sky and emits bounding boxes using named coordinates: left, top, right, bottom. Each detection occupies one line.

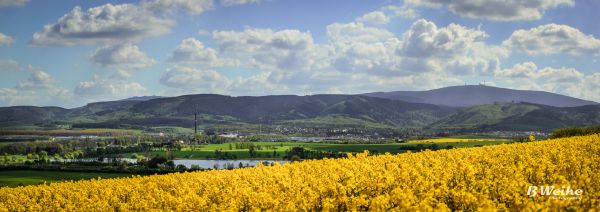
left=0, top=0, right=599, bottom=108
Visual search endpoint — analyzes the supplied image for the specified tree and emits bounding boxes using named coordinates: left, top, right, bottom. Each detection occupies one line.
left=248, top=145, right=256, bottom=158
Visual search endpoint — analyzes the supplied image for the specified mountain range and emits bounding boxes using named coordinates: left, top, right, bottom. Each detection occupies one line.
left=0, top=85, right=598, bottom=132
left=364, top=85, right=596, bottom=107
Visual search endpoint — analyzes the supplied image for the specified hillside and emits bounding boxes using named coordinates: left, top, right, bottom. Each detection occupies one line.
left=0, top=94, right=457, bottom=129
left=364, top=85, right=597, bottom=107
left=429, top=102, right=600, bottom=132
left=0, top=106, right=68, bottom=127
left=1, top=88, right=599, bottom=132
left=90, top=94, right=457, bottom=128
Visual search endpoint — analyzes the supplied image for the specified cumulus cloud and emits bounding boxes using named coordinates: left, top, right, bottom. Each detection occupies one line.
left=91, top=43, right=156, bottom=78
left=0, top=33, right=15, bottom=46
left=356, top=11, right=391, bottom=26
left=31, top=3, right=173, bottom=46
left=0, top=63, right=73, bottom=107
left=404, top=0, right=574, bottom=21
left=202, top=18, right=503, bottom=93
left=330, top=36, right=403, bottom=75
left=445, top=57, right=500, bottom=76
left=578, top=74, right=600, bottom=102
left=383, top=5, right=418, bottom=19
left=74, top=75, right=146, bottom=100
left=502, top=24, right=600, bottom=56
left=0, top=59, right=21, bottom=72
left=393, top=19, right=503, bottom=76
left=168, top=38, right=237, bottom=67
left=187, top=18, right=500, bottom=94
left=0, top=0, right=28, bottom=7
left=398, top=19, right=487, bottom=58
left=494, top=62, right=600, bottom=101
left=142, top=0, right=214, bottom=15
left=326, top=22, right=395, bottom=45
left=159, top=66, right=291, bottom=96
left=213, top=28, right=316, bottom=71
left=220, top=0, right=262, bottom=7
left=496, top=62, right=583, bottom=82
left=15, top=70, right=56, bottom=90
left=30, top=0, right=217, bottom=46
left=160, top=66, right=231, bottom=92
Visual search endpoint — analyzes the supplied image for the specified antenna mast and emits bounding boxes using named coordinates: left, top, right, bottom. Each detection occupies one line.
left=194, top=110, right=198, bottom=135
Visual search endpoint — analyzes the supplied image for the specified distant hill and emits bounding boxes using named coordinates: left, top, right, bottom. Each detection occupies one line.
left=0, top=106, right=68, bottom=126
left=364, top=85, right=597, bottom=107
left=428, top=102, right=600, bottom=132
left=1, top=87, right=599, bottom=132
left=0, top=94, right=457, bottom=129
left=118, top=96, right=165, bottom=102
left=112, top=94, right=457, bottom=128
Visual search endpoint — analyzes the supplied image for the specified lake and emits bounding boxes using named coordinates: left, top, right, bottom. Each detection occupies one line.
left=173, top=159, right=289, bottom=169
left=53, top=158, right=288, bottom=170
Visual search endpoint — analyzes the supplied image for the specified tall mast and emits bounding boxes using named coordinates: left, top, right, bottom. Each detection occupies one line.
left=194, top=111, right=197, bottom=135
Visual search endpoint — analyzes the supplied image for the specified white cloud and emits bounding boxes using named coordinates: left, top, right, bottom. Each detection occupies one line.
left=445, top=57, right=500, bottom=76
left=578, top=73, right=600, bottom=102
left=383, top=5, right=418, bottom=19
left=142, top=0, right=214, bottom=15
left=404, top=0, right=574, bottom=21
left=496, top=62, right=583, bottom=83
left=392, top=19, right=503, bottom=76
left=220, top=0, right=262, bottom=7
left=330, top=38, right=403, bottom=75
left=91, top=44, right=156, bottom=78
left=16, top=70, right=55, bottom=90
left=0, top=59, right=21, bottom=72
left=503, top=24, right=600, bottom=56
left=0, top=33, right=15, bottom=46
left=168, top=38, right=237, bottom=67
left=160, top=66, right=231, bottom=92
left=74, top=75, right=146, bottom=101
left=356, top=11, right=391, bottom=26
left=30, top=0, right=217, bottom=46
left=196, top=19, right=497, bottom=94
left=494, top=62, right=600, bottom=101
left=0, top=64, right=73, bottom=107
left=31, top=4, right=174, bottom=46
left=398, top=19, right=487, bottom=58
left=0, top=0, right=28, bottom=7
left=213, top=28, right=316, bottom=71
left=326, top=22, right=395, bottom=45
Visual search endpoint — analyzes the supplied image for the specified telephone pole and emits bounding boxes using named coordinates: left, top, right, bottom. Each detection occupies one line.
left=194, top=112, right=198, bottom=135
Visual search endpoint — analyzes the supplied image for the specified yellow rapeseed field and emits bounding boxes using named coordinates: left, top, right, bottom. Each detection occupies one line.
left=0, top=134, right=598, bottom=211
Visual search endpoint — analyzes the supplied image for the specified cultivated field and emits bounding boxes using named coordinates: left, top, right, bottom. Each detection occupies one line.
left=0, top=170, right=133, bottom=187
left=0, top=134, right=597, bottom=211
left=132, top=138, right=510, bottom=159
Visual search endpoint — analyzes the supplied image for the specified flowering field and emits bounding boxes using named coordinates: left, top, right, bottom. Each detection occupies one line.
left=1, top=135, right=598, bottom=211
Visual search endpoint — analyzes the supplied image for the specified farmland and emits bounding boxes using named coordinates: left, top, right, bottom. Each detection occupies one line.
left=0, top=170, right=134, bottom=187
left=126, top=138, right=511, bottom=159
left=0, top=134, right=597, bottom=211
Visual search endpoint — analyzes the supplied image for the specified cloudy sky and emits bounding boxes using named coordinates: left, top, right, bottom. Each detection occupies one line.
left=1, top=0, right=599, bottom=108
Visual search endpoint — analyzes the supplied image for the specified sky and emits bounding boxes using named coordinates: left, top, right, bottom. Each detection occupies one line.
left=1, top=0, right=600, bottom=108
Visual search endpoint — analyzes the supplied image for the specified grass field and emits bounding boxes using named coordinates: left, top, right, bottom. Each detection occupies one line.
left=409, top=137, right=511, bottom=143
left=130, top=138, right=511, bottom=159
left=0, top=170, right=135, bottom=187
